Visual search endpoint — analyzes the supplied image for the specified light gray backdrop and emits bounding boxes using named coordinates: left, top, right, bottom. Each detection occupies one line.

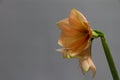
left=0, top=0, right=120, bottom=80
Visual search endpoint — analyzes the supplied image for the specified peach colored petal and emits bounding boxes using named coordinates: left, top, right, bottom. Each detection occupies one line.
left=58, top=32, right=91, bottom=57
left=69, top=41, right=89, bottom=58
left=69, top=34, right=90, bottom=52
left=75, top=43, right=91, bottom=59
left=57, top=18, right=86, bottom=33
left=83, top=22, right=92, bottom=37
left=57, top=19, right=88, bottom=48
left=69, top=9, right=89, bottom=31
left=58, top=31, right=88, bottom=48
left=57, top=18, right=72, bottom=32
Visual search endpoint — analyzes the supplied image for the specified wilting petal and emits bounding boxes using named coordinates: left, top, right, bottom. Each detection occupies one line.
left=79, top=57, right=96, bottom=77
left=88, top=57, right=96, bottom=77
left=79, top=58, right=90, bottom=73
left=78, top=44, right=96, bottom=77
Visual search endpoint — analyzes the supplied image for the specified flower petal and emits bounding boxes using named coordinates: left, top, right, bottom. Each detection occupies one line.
left=76, top=42, right=91, bottom=57
left=69, top=9, right=89, bottom=31
left=79, top=57, right=96, bottom=77
left=69, top=34, right=90, bottom=53
left=57, top=18, right=72, bottom=32
left=57, top=18, right=88, bottom=48
left=58, top=31, right=89, bottom=53
left=79, top=58, right=90, bottom=73
left=88, top=57, right=96, bottom=77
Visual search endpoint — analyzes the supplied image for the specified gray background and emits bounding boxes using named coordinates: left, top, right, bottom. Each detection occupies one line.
left=0, top=0, right=120, bottom=80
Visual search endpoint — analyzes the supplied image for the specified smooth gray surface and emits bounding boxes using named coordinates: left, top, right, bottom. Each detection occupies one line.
left=0, top=0, right=120, bottom=80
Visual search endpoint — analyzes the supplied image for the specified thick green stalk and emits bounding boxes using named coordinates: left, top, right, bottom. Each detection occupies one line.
left=95, top=30, right=120, bottom=80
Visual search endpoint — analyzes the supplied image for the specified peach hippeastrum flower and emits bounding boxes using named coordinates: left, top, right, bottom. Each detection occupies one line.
left=56, top=9, right=97, bottom=77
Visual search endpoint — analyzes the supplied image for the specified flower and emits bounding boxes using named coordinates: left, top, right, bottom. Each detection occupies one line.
left=56, top=8, right=96, bottom=77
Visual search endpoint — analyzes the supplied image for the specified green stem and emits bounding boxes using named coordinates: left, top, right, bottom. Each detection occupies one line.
left=94, top=30, right=120, bottom=80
